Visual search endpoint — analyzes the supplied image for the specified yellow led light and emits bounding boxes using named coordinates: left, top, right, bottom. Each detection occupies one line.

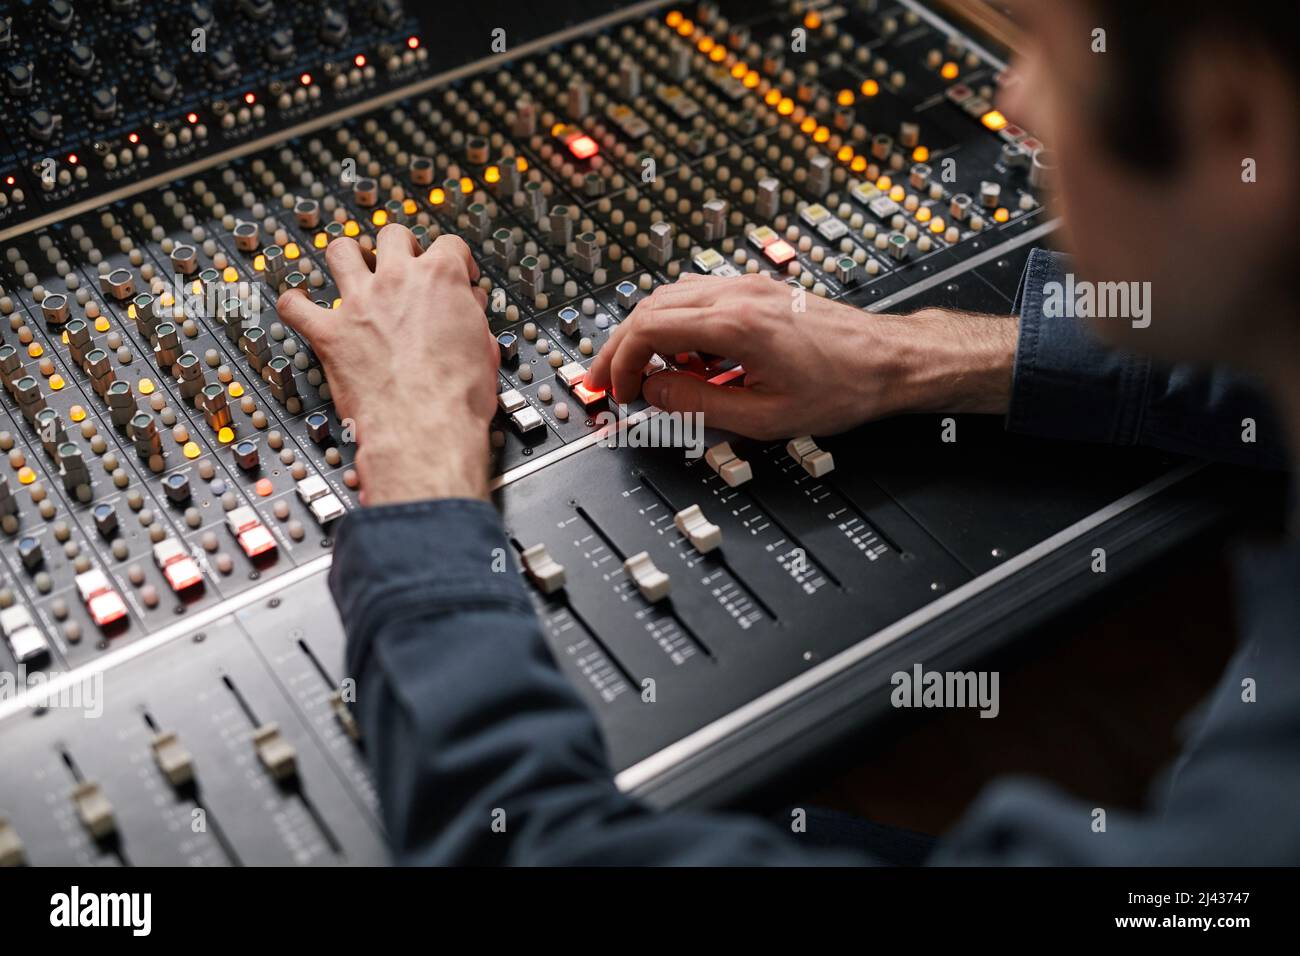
left=708, top=45, right=726, bottom=62
left=95, top=317, right=111, bottom=333
left=889, top=185, right=905, bottom=202
left=403, top=198, right=418, bottom=215
left=18, top=467, right=35, bottom=485
left=930, top=217, right=946, bottom=233
left=860, top=79, right=879, bottom=97
left=331, top=297, right=342, bottom=309
left=676, top=18, right=693, bottom=36
left=139, top=378, right=155, bottom=395
left=372, top=209, right=389, bottom=227
left=764, top=89, right=782, bottom=107
left=314, top=232, right=329, bottom=249
left=666, top=10, right=683, bottom=28
left=743, top=70, right=760, bottom=89
left=223, top=266, right=239, bottom=282
left=429, top=187, right=446, bottom=205
left=941, top=62, right=959, bottom=80
left=697, top=37, right=714, bottom=53
left=459, top=177, right=474, bottom=194
left=27, top=343, right=42, bottom=358
left=876, top=175, right=892, bottom=190
left=484, top=165, right=501, bottom=184
left=837, top=89, right=855, bottom=107
left=49, top=374, right=64, bottom=390
left=981, top=110, right=1008, bottom=131
left=70, top=405, right=87, bottom=422
left=994, top=207, right=1010, bottom=223
left=813, top=126, right=830, bottom=144
left=284, top=242, right=300, bottom=260
left=217, top=426, right=235, bottom=444
left=836, top=145, right=854, bottom=163
left=515, top=156, right=529, bottom=172
left=550, top=121, right=566, bottom=137
left=777, top=97, right=794, bottom=116
left=183, top=441, right=201, bottom=459
left=343, top=220, right=360, bottom=237
left=912, top=146, right=930, bottom=162
left=160, top=292, right=174, bottom=307
left=127, top=305, right=136, bottom=320
left=800, top=116, right=817, bottom=134
left=192, top=280, right=203, bottom=295
left=253, top=254, right=266, bottom=272
left=850, top=155, right=868, bottom=173
left=916, top=207, right=932, bottom=223
left=731, top=62, right=748, bottom=79
left=228, top=382, right=244, bottom=398
left=803, top=11, right=821, bottom=29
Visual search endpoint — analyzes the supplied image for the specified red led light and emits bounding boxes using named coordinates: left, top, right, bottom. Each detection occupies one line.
left=67, top=153, right=78, bottom=165
left=572, top=381, right=607, bottom=408
left=127, top=132, right=139, bottom=144
left=568, top=135, right=599, bottom=160
left=300, top=72, right=312, bottom=86
left=354, top=53, right=367, bottom=68
left=4, top=176, right=14, bottom=186
left=243, top=92, right=256, bottom=105
left=186, top=112, right=198, bottom=124
left=407, top=36, right=420, bottom=49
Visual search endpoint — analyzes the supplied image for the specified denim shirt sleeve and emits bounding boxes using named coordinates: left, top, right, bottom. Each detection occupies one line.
left=1009, top=248, right=1286, bottom=469
left=329, top=498, right=863, bottom=866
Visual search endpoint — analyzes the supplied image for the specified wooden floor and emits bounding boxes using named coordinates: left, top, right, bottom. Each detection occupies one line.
left=806, top=541, right=1240, bottom=837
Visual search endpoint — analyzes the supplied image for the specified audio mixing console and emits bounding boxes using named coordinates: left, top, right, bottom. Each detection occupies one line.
left=0, top=0, right=1227, bottom=866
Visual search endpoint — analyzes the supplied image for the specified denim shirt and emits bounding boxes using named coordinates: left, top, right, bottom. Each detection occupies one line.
left=332, top=250, right=1297, bottom=864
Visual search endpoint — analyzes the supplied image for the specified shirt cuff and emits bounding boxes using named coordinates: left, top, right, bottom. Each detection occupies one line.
left=329, top=498, right=533, bottom=658
left=1008, top=247, right=1152, bottom=445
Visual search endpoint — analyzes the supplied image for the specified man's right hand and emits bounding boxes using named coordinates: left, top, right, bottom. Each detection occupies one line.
left=586, top=272, right=1020, bottom=441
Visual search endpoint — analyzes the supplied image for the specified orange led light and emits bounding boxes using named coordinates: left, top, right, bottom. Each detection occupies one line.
left=459, top=176, right=474, bottom=193
left=912, top=146, right=930, bottom=162
left=994, top=207, right=1010, bottom=223
left=676, top=19, right=693, bottom=36
left=981, top=110, right=1008, bottom=131
left=187, top=112, right=198, bottom=124
left=183, top=442, right=201, bottom=459
left=403, top=198, right=417, bottom=215
left=407, top=36, right=420, bottom=49
left=764, top=89, right=782, bottom=107
left=429, top=187, right=446, bottom=205
left=95, top=317, right=110, bottom=333
left=372, top=209, right=388, bottom=227
left=223, top=266, right=238, bottom=282
left=709, top=45, right=726, bottom=62
left=516, top=156, right=529, bottom=172
left=484, top=165, right=501, bottom=184
left=876, top=175, right=892, bottom=190
left=837, top=89, right=855, bottom=107
left=666, top=10, right=683, bottom=28
left=940, top=62, right=959, bottom=80
left=50, top=374, right=64, bottom=390
left=343, top=220, right=360, bottom=237
left=731, top=62, right=748, bottom=79
left=218, top=426, right=235, bottom=443
left=314, top=232, right=328, bottom=249
left=836, top=145, right=854, bottom=162
left=777, top=97, right=794, bottom=116
left=284, top=242, right=300, bottom=260
left=850, top=155, right=868, bottom=173
left=803, top=11, right=822, bottom=29
left=70, top=405, right=87, bottom=423
left=860, top=79, right=879, bottom=97
left=243, top=92, right=256, bottom=105
left=743, top=70, right=760, bottom=89
left=300, top=72, right=312, bottom=86
left=697, top=37, right=714, bottom=53
left=128, top=132, right=139, bottom=144
left=354, top=54, right=367, bottom=68
left=253, top=254, right=266, bottom=272
left=800, top=116, right=817, bottom=134
left=228, top=383, right=244, bottom=399
left=813, top=126, right=830, bottom=143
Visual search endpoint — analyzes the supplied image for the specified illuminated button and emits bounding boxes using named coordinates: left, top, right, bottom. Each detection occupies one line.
left=624, top=551, right=670, bottom=602
left=981, top=110, right=1008, bottom=131
left=255, top=478, right=273, bottom=497
left=572, top=381, right=607, bottom=409
left=764, top=240, right=796, bottom=265
left=75, top=569, right=128, bottom=627
left=674, top=504, right=721, bottom=553
left=139, top=378, right=155, bottom=395
left=153, top=538, right=204, bottom=592
left=226, top=505, right=277, bottom=558
left=787, top=436, right=835, bottom=477
left=182, top=441, right=201, bottom=459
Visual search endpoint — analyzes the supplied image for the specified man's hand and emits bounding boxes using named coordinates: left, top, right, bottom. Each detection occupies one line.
left=277, top=225, right=498, bottom=505
left=587, top=272, right=1019, bottom=440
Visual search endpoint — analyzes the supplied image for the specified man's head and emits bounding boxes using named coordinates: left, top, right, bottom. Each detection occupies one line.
left=997, top=1, right=1300, bottom=375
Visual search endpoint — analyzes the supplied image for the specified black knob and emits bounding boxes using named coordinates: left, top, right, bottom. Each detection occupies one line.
left=320, top=7, right=349, bottom=45
left=163, top=473, right=192, bottom=504
left=91, top=87, right=117, bottom=120
left=27, top=108, right=56, bottom=142
left=129, top=22, right=156, bottom=57
left=266, top=28, right=295, bottom=63
left=149, top=65, right=177, bottom=101
left=18, top=536, right=43, bottom=571
left=239, top=0, right=274, bottom=20
left=47, top=0, right=75, bottom=31
left=373, top=0, right=402, bottom=27
left=68, top=42, right=96, bottom=76
left=188, top=1, right=214, bottom=28
left=93, top=503, right=119, bottom=538
left=208, top=48, right=238, bottom=81
left=6, top=63, right=33, bottom=96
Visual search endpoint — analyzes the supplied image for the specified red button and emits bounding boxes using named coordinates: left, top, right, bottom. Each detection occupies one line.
left=88, top=591, right=128, bottom=627
left=238, top=525, right=277, bottom=558
left=162, top=557, right=204, bottom=592
left=572, top=381, right=607, bottom=408
left=567, top=134, right=599, bottom=160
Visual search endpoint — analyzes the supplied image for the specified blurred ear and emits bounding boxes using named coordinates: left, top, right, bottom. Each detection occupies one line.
left=1174, top=37, right=1300, bottom=247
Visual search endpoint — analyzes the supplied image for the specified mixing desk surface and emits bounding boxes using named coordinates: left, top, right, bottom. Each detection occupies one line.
left=0, top=0, right=1225, bottom=866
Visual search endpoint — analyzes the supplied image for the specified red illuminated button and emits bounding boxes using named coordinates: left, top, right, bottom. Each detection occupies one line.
left=154, top=538, right=204, bottom=592
left=567, top=134, right=599, bottom=159
left=226, top=506, right=278, bottom=558
left=572, top=381, right=607, bottom=408
left=74, top=570, right=128, bottom=628
left=764, top=240, right=796, bottom=265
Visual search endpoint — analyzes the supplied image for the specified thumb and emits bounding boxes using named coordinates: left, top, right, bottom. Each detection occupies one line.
left=277, top=288, right=330, bottom=344
left=642, top=372, right=775, bottom=438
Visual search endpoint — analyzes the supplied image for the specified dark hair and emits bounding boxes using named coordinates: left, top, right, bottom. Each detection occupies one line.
left=1086, top=1, right=1300, bottom=170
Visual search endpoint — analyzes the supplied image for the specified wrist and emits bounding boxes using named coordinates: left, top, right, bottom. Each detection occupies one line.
left=888, top=309, right=1018, bottom=415
left=355, top=419, right=491, bottom=505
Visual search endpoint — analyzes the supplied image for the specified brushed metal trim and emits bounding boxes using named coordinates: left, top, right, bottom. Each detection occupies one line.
left=0, top=0, right=674, bottom=244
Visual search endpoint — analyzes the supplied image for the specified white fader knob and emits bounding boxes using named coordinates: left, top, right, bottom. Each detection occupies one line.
left=624, top=551, right=671, bottom=602
left=704, top=441, right=753, bottom=487
left=521, top=543, right=566, bottom=594
left=674, top=505, right=721, bottom=553
left=787, top=436, right=835, bottom=477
